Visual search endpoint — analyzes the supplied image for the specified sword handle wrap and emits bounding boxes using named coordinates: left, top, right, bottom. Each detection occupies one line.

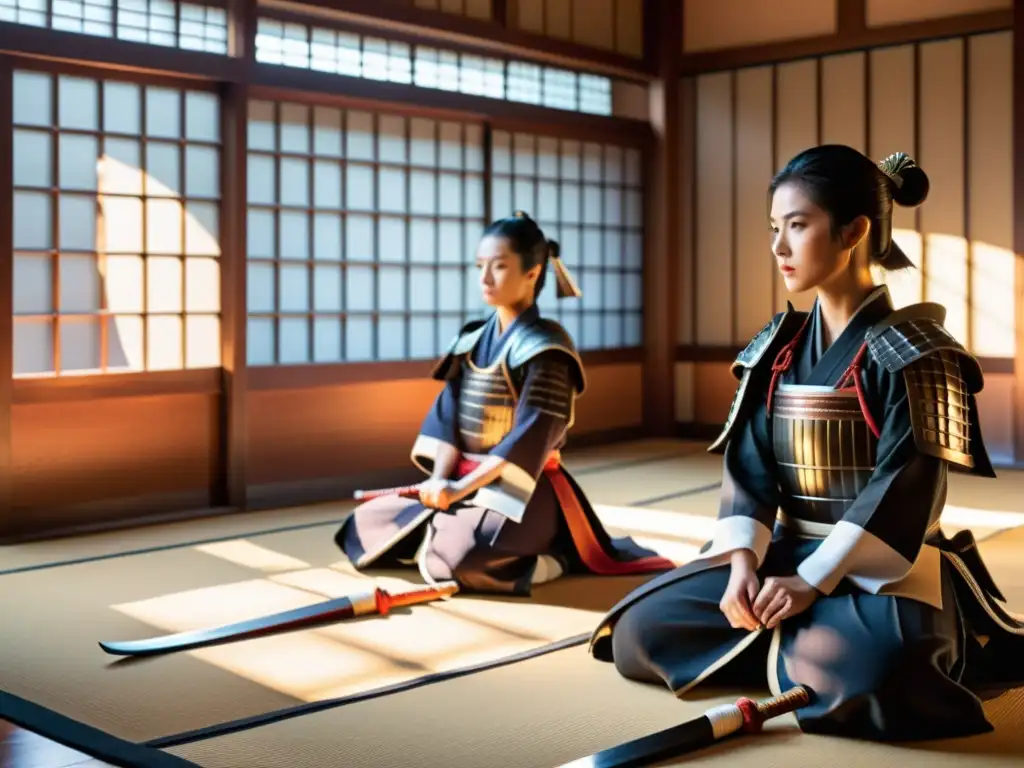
left=373, top=581, right=460, bottom=615
left=353, top=484, right=422, bottom=501
left=736, top=686, right=810, bottom=733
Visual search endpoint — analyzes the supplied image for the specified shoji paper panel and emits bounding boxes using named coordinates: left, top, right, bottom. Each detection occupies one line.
left=694, top=72, right=734, bottom=345
left=968, top=31, right=1014, bottom=358
left=773, top=59, right=818, bottom=313
left=919, top=38, right=968, bottom=345
left=734, top=66, right=774, bottom=343
left=868, top=44, right=920, bottom=309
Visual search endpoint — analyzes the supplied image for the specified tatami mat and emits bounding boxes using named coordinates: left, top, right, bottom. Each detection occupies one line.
left=0, top=527, right=636, bottom=744
left=164, top=524, right=1024, bottom=768
left=0, top=438, right=704, bottom=574
left=0, top=446, right=712, bottom=744
left=4, top=439, right=1024, bottom=768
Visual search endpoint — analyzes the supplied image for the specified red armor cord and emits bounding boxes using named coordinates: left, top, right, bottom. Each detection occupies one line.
left=834, top=342, right=881, bottom=439
left=766, top=315, right=811, bottom=415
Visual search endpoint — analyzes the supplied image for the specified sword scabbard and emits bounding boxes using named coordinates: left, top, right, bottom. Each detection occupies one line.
left=555, top=686, right=813, bottom=767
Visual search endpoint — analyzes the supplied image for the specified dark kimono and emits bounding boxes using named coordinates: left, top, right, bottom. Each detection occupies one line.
left=336, top=304, right=674, bottom=595
left=590, top=286, right=1024, bottom=740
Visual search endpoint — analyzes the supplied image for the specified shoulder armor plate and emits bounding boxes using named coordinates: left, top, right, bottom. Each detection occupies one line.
left=865, top=302, right=983, bottom=393
left=866, top=303, right=993, bottom=476
left=505, top=318, right=586, bottom=395
left=730, top=304, right=801, bottom=380
left=707, top=305, right=807, bottom=454
left=430, top=319, right=488, bottom=381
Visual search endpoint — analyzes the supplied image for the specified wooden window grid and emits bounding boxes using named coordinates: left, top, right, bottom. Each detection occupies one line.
left=5, top=2, right=646, bottom=378
left=253, top=17, right=614, bottom=117
left=0, top=0, right=229, bottom=54
left=490, top=130, right=643, bottom=351
left=11, top=68, right=223, bottom=377
left=245, top=101, right=645, bottom=364
left=245, top=99, right=490, bottom=365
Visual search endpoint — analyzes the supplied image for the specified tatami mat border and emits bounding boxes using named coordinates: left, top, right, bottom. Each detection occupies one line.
left=0, top=690, right=203, bottom=768
left=0, top=446, right=710, bottom=577
left=145, top=633, right=592, bottom=749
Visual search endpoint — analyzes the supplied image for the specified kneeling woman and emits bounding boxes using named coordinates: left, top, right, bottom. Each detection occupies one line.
left=337, top=211, right=674, bottom=595
left=590, top=146, right=1024, bottom=740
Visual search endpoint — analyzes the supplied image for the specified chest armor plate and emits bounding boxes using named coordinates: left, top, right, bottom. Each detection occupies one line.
left=771, top=384, right=877, bottom=524
left=458, top=360, right=517, bottom=453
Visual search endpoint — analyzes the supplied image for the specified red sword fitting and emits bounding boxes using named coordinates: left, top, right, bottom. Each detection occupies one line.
left=373, top=581, right=460, bottom=616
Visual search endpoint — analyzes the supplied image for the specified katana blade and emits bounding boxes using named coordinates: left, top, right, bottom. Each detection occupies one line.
left=99, top=581, right=459, bottom=657
left=555, top=687, right=810, bottom=768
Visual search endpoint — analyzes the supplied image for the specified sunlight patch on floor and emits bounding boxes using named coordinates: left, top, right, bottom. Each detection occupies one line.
left=940, top=505, right=1024, bottom=536
left=194, top=540, right=313, bottom=572
left=594, top=504, right=717, bottom=540
left=110, top=565, right=606, bottom=704
left=106, top=496, right=1024, bottom=705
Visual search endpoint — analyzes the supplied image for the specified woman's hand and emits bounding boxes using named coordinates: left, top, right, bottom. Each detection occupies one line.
left=418, top=478, right=458, bottom=511
left=720, top=553, right=762, bottom=631
left=752, top=575, right=819, bottom=629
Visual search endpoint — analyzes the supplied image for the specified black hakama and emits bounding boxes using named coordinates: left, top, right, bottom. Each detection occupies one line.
left=338, top=304, right=674, bottom=595
left=593, top=287, right=1024, bottom=741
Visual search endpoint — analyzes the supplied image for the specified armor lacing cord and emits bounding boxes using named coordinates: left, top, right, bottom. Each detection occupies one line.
left=765, top=315, right=811, bottom=415
left=835, top=342, right=882, bottom=439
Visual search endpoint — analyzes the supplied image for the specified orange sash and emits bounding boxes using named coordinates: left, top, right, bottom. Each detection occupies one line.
left=456, top=452, right=676, bottom=576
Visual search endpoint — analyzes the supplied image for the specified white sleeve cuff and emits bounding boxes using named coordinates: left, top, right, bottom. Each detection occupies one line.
left=696, top=516, right=774, bottom=569
left=462, top=458, right=538, bottom=524
left=410, top=434, right=457, bottom=475
left=796, top=520, right=913, bottom=595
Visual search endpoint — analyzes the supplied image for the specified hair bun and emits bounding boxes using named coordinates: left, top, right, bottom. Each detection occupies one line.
left=877, top=152, right=929, bottom=208
left=513, top=210, right=531, bottom=220
left=892, top=165, right=929, bottom=207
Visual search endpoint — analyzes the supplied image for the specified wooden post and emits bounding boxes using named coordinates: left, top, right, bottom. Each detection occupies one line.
left=215, top=0, right=256, bottom=509
left=642, top=0, right=682, bottom=435
left=0, top=58, right=13, bottom=537
left=836, top=0, right=867, bottom=36
left=1013, top=0, right=1024, bottom=463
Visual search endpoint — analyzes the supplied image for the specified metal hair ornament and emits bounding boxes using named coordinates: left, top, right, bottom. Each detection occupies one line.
left=877, top=152, right=915, bottom=189
left=551, top=254, right=582, bottom=299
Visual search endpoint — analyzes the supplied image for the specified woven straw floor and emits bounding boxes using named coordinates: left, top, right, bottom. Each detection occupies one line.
left=1, top=438, right=1023, bottom=768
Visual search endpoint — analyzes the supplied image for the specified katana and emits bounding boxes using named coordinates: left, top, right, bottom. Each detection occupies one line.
left=99, top=581, right=460, bottom=657
left=555, top=686, right=810, bottom=767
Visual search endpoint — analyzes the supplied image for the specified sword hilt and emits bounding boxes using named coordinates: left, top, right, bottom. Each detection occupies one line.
left=353, top=484, right=422, bottom=501
left=374, top=581, right=460, bottom=615
left=736, top=686, right=811, bottom=733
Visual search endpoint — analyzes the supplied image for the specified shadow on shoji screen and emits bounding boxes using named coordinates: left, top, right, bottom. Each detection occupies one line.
left=12, top=69, right=223, bottom=378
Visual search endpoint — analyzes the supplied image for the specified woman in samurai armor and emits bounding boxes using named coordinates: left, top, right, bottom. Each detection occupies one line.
left=336, top=211, right=674, bottom=595
left=589, top=145, right=1024, bottom=740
